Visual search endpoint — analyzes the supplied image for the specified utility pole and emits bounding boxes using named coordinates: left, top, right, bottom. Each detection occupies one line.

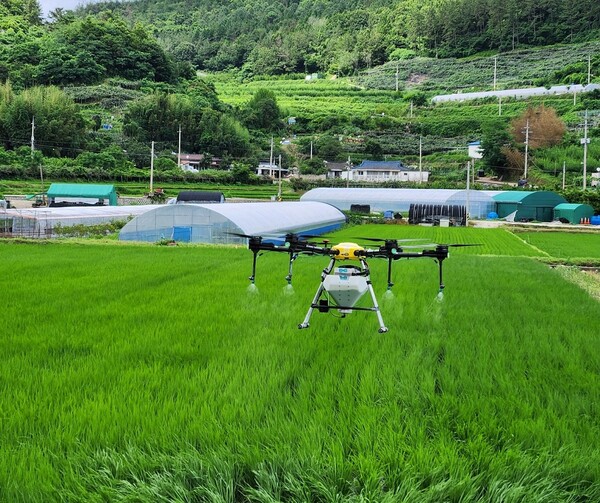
left=269, top=136, right=274, bottom=176
left=310, top=140, right=313, bottom=160
left=410, top=101, right=413, bottom=118
left=31, top=117, right=44, bottom=196
left=582, top=110, right=590, bottom=189
left=31, top=116, right=35, bottom=154
left=588, top=54, right=592, bottom=85
left=523, top=119, right=530, bottom=180
left=277, top=154, right=282, bottom=201
left=418, top=136, right=423, bottom=184
left=177, top=125, right=182, bottom=170
left=562, top=160, right=566, bottom=190
left=498, top=96, right=502, bottom=116
left=346, top=156, right=352, bottom=188
left=466, top=161, right=471, bottom=227
left=150, top=141, right=155, bottom=194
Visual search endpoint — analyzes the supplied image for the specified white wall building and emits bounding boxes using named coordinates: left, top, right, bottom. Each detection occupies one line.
left=339, top=160, right=429, bottom=183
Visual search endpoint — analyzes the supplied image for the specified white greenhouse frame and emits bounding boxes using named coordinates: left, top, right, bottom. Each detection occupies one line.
left=118, top=201, right=346, bottom=244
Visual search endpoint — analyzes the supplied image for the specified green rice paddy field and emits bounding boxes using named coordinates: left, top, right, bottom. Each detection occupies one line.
left=1, top=226, right=600, bottom=501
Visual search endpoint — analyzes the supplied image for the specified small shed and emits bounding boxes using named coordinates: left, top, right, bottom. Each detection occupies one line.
left=493, top=191, right=566, bottom=222
left=47, top=183, right=118, bottom=206
left=176, top=191, right=225, bottom=204
left=553, top=203, right=595, bottom=224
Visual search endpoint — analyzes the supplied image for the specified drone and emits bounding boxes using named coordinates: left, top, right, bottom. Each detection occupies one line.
left=232, top=232, right=474, bottom=333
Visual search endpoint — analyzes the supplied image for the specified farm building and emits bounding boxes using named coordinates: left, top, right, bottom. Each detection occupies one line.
left=47, top=183, right=118, bottom=206
left=3, top=205, right=154, bottom=238
left=553, top=203, right=595, bottom=224
left=119, top=201, right=346, bottom=244
left=300, top=188, right=500, bottom=219
left=493, top=191, right=566, bottom=222
left=342, top=161, right=429, bottom=183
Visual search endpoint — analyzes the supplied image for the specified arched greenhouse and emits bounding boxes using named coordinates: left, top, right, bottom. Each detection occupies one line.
left=119, top=201, right=346, bottom=244
left=300, top=188, right=501, bottom=219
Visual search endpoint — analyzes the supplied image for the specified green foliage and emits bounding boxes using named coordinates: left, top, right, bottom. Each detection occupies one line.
left=198, top=109, right=252, bottom=158
left=480, top=119, right=513, bottom=178
left=123, top=92, right=204, bottom=148
left=0, top=84, right=86, bottom=156
left=0, top=10, right=176, bottom=87
left=81, top=0, right=600, bottom=75
left=230, top=162, right=259, bottom=184
left=241, top=88, right=282, bottom=132
left=53, top=220, right=127, bottom=238
left=299, top=156, right=327, bottom=175
left=315, top=135, right=343, bottom=161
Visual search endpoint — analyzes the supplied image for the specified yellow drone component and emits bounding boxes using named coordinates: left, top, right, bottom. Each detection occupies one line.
left=330, top=242, right=365, bottom=260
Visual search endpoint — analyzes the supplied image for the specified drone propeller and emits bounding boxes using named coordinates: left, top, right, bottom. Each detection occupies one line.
left=226, top=231, right=259, bottom=240
left=400, top=243, right=438, bottom=249
left=399, top=242, right=481, bottom=249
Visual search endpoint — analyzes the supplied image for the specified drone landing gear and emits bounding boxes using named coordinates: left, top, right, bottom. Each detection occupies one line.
left=298, top=257, right=388, bottom=333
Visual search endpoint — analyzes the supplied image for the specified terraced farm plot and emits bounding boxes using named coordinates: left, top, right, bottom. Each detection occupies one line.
left=1, top=230, right=599, bottom=501
left=212, top=76, right=408, bottom=119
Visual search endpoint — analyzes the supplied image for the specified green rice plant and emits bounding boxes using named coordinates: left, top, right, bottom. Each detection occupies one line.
left=1, top=234, right=599, bottom=501
left=514, top=230, right=600, bottom=259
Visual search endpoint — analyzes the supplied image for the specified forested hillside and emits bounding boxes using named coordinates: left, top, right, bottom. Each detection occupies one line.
left=0, top=0, right=599, bottom=200
left=85, top=0, right=600, bottom=76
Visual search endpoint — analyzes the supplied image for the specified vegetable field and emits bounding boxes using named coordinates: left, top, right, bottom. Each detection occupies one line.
left=1, top=227, right=600, bottom=501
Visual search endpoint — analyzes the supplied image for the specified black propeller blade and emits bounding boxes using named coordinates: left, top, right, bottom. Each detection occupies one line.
left=438, top=243, right=482, bottom=248
left=225, top=231, right=259, bottom=239
left=396, top=242, right=482, bottom=249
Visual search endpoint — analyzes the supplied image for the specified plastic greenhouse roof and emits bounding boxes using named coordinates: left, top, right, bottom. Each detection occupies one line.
left=205, top=201, right=344, bottom=235
left=119, top=201, right=346, bottom=243
left=7, top=205, right=156, bottom=238
left=46, top=183, right=116, bottom=198
left=8, top=205, right=154, bottom=221
left=301, top=188, right=469, bottom=212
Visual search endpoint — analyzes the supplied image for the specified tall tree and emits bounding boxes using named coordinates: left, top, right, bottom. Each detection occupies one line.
left=242, top=89, right=282, bottom=132
left=0, top=85, right=85, bottom=156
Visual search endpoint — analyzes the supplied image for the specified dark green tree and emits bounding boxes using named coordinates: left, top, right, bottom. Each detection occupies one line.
left=315, top=135, right=342, bottom=161
left=0, top=84, right=85, bottom=156
left=480, top=119, right=513, bottom=178
left=123, top=92, right=204, bottom=151
left=199, top=109, right=251, bottom=158
left=242, top=88, right=282, bottom=132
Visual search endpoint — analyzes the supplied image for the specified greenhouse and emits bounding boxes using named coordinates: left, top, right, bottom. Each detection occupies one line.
left=3, top=205, right=155, bottom=238
left=300, top=188, right=503, bottom=219
left=493, top=191, right=566, bottom=222
left=118, top=201, right=346, bottom=244
left=553, top=203, right=595, bottom=224
left=445, top=190, right=503, bottom=219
